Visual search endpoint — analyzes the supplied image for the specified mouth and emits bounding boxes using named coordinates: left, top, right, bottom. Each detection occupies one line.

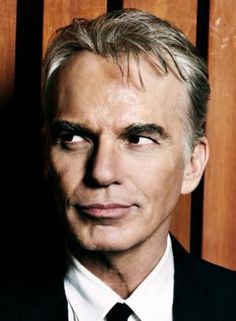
left=74, top=203, right=135, bottom=220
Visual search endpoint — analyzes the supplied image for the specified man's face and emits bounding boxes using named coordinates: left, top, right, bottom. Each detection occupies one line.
left=48, top=52, right=190, bottom=253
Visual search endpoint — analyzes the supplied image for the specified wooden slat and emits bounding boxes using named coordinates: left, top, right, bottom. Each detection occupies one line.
left=203, top=0, right=236, bottom=270
left=43, top=0, right=107, bottom=54
left=123, top=0, right=198, bottom=251
left=123, top=0, right=197, bottom=41
left=0, top=0, right=17, bottom=274
left=0, top=0, right=17, bottom=106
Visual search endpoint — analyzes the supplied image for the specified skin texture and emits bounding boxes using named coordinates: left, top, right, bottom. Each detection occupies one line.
left=47, top=52, right=208, bottom=297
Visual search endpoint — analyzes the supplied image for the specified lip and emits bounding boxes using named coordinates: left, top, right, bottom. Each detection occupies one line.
left=75, top=203, right=134, bottom=219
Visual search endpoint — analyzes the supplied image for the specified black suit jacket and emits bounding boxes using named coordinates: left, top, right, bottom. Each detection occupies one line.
left=1, top=237, right=236, bottom=321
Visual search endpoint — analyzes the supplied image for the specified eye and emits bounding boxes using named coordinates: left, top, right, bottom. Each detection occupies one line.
left=65, top=134, right=85, bottom=143
left=57, top=133, right=90, bottom=150
left=127, top=135, right=157, bottom=145
left=60, top=134, right=85, bottom=143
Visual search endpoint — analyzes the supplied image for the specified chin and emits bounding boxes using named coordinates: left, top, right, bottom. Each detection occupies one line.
left=66, top=215, right=140, bottom=253
left=80, top=236, right=133, bottom=252
left=71, top=230, right=135, bottom=253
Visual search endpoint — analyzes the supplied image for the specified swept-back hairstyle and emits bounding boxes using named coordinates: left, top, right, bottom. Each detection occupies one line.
left=42, top=8, right=210, bottom=152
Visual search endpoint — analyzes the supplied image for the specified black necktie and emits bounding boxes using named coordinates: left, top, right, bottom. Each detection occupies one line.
left=106, top=303, right=134, bottom=321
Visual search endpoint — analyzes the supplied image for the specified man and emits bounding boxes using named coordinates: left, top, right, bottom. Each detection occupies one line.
left=3, top=8, right=236, bottom=321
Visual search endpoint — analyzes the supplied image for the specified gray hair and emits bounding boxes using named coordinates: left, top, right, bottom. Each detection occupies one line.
left=42, top=8, right=210, bottom=153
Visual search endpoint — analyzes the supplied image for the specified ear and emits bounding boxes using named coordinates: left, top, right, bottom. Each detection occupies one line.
left=181, top=137, right=209, bottom=194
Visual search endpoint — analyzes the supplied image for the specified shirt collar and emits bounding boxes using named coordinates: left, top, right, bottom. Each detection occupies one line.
left=64, top=234, right=174, bottom=321
left=126, top=234, right=174, bottom=321
left=64, top=255, right=121, bottom=321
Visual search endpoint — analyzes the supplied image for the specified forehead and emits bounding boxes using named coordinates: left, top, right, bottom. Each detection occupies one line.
left=54, top=52, right=186, bottom=129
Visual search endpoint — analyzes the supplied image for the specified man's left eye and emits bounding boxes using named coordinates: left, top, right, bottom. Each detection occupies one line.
left=128, top=135, right=156, bottom=145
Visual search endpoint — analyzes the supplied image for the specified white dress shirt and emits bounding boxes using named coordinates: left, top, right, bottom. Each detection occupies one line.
left=64, top=234, right=174, bottom=321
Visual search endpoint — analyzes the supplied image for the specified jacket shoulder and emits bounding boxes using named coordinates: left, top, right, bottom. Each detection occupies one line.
left=172, top=235, right=236, bottom=320
left=0, top=275, right=68, bottom=321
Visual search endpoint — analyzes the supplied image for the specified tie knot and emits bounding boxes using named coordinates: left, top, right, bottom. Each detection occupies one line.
left=106, top=303, right=133, bottom=321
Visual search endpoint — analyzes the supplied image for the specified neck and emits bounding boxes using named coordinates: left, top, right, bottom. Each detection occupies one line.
left=68, top=233, right=169, bottom=298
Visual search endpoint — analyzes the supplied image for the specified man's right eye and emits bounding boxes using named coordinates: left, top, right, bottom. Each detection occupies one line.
left=56, top=134, right=90, bottom=149
left=61, top=134, right=85, bottom=144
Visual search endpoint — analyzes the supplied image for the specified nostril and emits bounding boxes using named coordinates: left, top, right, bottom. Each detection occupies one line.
left=83, top=167, right=120, bottom=188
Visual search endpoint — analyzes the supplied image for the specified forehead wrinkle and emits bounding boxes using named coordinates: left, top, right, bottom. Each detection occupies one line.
left=105, top=85, right=138, bottom=107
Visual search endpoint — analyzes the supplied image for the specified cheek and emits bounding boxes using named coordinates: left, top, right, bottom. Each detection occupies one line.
left=49, top=151, right=86, bottom=197
left=128, top=155, right=184, bottom=206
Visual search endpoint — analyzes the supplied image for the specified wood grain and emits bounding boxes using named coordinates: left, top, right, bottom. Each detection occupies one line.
left=203, top=0, right=236, bottom=270
left=43, top=0, right=107, bottom=54
left=0, top=0, right=17, bottom=106
left=123, top=0, right=197, bottom=42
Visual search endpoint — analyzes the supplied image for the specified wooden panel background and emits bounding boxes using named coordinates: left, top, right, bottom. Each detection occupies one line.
left=203, top=0, right=236, bottom=270
left=0, top=0, right=17, bottom=106
left=43, top=0, right=107, bottom=53
left=1, top=0, right=235, bottom=271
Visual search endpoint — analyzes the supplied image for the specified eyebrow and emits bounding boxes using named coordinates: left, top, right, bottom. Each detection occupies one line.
left=51, top=121, right=95, bottom=138
left=51, top=120, right=171, bottom=141
left=121, top=123, right=172, bottom=141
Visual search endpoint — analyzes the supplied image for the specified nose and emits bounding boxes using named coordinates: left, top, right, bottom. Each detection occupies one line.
left=85, top=138, right=121, bottom=187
